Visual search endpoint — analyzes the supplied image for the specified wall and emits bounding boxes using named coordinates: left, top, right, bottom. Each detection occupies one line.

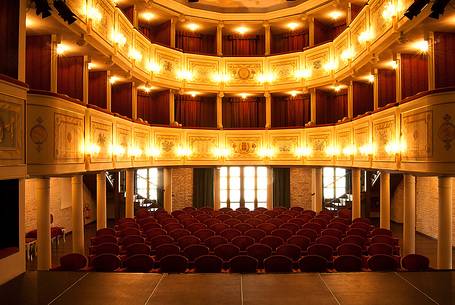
left=391, top=179, right=404, bottom=223
left=171, top=168, right=193, bottom=211
left=290, top=167, right=313, bottom=210
left=24, top=178, right=96, bottom=234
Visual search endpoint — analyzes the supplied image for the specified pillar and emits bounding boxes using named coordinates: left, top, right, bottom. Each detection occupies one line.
left=312, top=168, right=323, bottom=212
left=403, top=174, right=416, bottom=256
left=310, top=88, right=317, bottom=124
left=373, top=68, right=379, bottom=110
left=106, top=70, right=112, bottom=111
left=163, top=168, right=173, bottom=212
left=216, top=22, right=223, bottom=56
left=96, top=172, right=107, bottom=230
left=82, top=56, right=89, bottom=104
left=214, top=168, right=221, bottom=210
left=427, top=32, right=435, bottom=90
left=264, top=22, right=271, bottom=56
left=125, top=169, right=134, bottom=218
left=308, top=17, right=315, bottom=47
left=380, top=172, right=390, bottom=229
left=71, top=175, right=85, bottom=255
left=265, top=92, right=271, bottom=129
left=395, top=53, right=402, bottom=103
left=352, top=168, right=361, bottom=220
left=169, top=90, right=175, bottom=124
left=132, top=82, right=138, bottom=119
left=437, top=177, right=452, bottom=269
left=170, top=17, right=177, bottom=48
left=267, top=167, right=273, bottom=209
left=18, top=0, right=27, bottom=82
left=217, top=92, right=223, bottom=129
left=36, top=178, right=51, bottom=270
left=347, top=81, right=354, bottom=119
left=50, top=34, right=58, bottom=93
left=347, top=2, right=352, bottom=25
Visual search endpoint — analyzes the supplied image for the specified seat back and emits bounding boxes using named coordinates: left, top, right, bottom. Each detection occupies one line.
left=321, top=228, right=343, bottom=239
left=93, top=242, right=120, bottom=255
left=371, top=228, right=393, bottom=236
left=121, top=235, right=145, bottom=247
left=244, top=229, right=267, bottom=242
left=177, top=236, right=201, bottom=249
left=371, top=235, right=397, bottom=246
left=233, top=223, right=253, bottom=233
left=246, top=244, right=273, bottom=264
left=367, top=243, right=394, bottom=256
left=336, top=243, right=362, bottom=257
left=367, top=254, right=398, bottom=271
left=271, top=228, right=293, bottom=241
left=401, top=254, right=430, bottom=271
left=264, top=255, right=293, bottom=272
left=194, top=255, right=223, bottom=273
left=186, top=223, right=207, bottom=233
left=276, top=244, right=301, bottom=261
left=148, top=235, right=174, bottom=249
left=124, top=254, right=154, bottom=272
left=209, top=223, right=230, bottom=234
left=279, top=223, right=300, bottom=233
left=220, top=228, right=242, bottom=241
left=230, top=255, right=258, bottom=273
left=315, top=235, right=340, bottom=250
left=298, top=255, right=328, bottom=272
left=155, top=243, right=180, bottom=260
left=231, top=236, right=255, bottom=250
left=96, top=228, right=115, bottom=236
left=307, top=243, right=333, bottom=261
left=126, top=243, right=151, bottom=256
left=286, top=235, right=311, bottom=250
left=260, top=235, right=285, bottom=250
left=333, top=255, right=362, bottom=272
left=183, top=244, right=210, bottom=261
left=59, top=253, right=87, bottom=271
left=214, top=243, right=240, bottom=260
left=159, top=255, right=188, bottom=273
left=295, top=228, right=318, bottom=241
left=92, top=254, right=121, bottom=272
left=193, top=229, right=215, bottom=241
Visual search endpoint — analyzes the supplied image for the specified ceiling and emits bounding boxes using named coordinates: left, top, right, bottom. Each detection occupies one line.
left=173, top=0, right=308, bottom=13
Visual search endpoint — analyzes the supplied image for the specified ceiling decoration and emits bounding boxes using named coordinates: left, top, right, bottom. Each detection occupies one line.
left=173, top=0, right=308, bottom=13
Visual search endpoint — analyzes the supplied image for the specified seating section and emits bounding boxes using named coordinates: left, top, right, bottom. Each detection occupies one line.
left=56, top=207, right=430, bottom=273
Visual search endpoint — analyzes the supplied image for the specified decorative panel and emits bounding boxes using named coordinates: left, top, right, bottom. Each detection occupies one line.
left=155, top=48, right=182, bottom=80
left=0, top=98, right=23, bottom=162
left=372, top=115, right=396, bottom=161
left=225, top=135, right=262, bottom=161
left=304, top=46, right=330, bottom=81
left=333, top=33, right=349, bottom=71
left=353, top=122, right=370, bottom=161
left=268, top=55, right=299, bottom=84
left=132, top=126, right=150, bottom=162
left=335, top=127, right=352, bottom=161
left=187, top=57, right=219, bottom=86
left=225, top=60, right=263, bottom=86
left=370, top=0, right=392, bottom=39
left=187, top=133, right=218, bottom=161
left=306, top=130, right=332, bottom=161
left=401, top=110, right=433, bottom=160
left=54, top=113, right=84, bottom=162
left=91, top=0, right=115, bottom=44
left=134, top=32, right=151, bottom=73
left=116, top=11, right=134, bottom=58
left=114, top=121, right=132, bottom=163
left=155, top=132, right=181, bottom=161
left=270, top=133, right=300, bottom=161
left=350, top=10, right=368, bottom=57
left=89, top=115, right=113, bottom=162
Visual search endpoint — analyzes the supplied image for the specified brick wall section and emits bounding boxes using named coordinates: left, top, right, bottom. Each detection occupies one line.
left=171, top=168, right=193, bottom=211
left=24, top=178, right=97, bottom=234
left=290, top=167, right=313, bottom=210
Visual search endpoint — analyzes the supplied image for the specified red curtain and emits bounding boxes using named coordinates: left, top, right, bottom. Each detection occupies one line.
left=271, top=30, right=309, bottom=54
left=0, top=0, right=19, bottom=79
left=316, top=89, right=348, bottom=124
left=88, top=71, right=107, bottom=109
left=26, top=35, right=52, bottom=91
left=222, top=34, right=265, bottom=56
left=222, top=97, right=266, bottom=128
left=137, top=90, right=169, bottom=125
left=332, top=22, right=347, bottom=40
left=378, top=69, right=396, bottom=107
left=120, top=6, right=134, bottom=25
left=353, top=82, right=373, bottom=117
left=111, top=83, right=132, bottom=118
left=435, top=32, right=455, bottom=88
left=401, top=53, right=428, bottom=99
left=174, top=95, right=217, bottom=127
left=57, top=56, right=84, bottom=101
left=350, top=4, right=364, bottom=21
left=271, top=94, right=310, bottom=127
left=314, top=20, right=331, bottom=45
left=139, top=21, right=171, bottom=46
left=176, top=31, right=216, bottom=55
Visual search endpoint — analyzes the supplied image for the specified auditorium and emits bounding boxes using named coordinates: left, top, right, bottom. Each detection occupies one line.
left=0, top=0, right=454, bottom=304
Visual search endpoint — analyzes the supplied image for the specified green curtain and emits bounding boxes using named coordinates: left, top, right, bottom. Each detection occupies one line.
left=193, top=168, right=214, bottom=208
left=273, top=168, right=290, bottom=208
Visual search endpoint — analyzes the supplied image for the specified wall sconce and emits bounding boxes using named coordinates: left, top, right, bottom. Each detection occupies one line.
left=129, top=147, right=143, bottom=157
left=86, top=143, right=101, bottom=155
left=128, top=48, right=142, bottom=61
left=342, top=145, right=357, bottom=156
left=56, top=43, right=69, bottom=55
left=388, top=60, right=398, bottom=69
left=148, top=146, right=161, bottom=157
left=294, top=146, right=312, bottom=157
left=212, top=147, right=231, bottom=158
left=323, top=61, right=337, bottom=72
left=111, top=31, right=127, bottom=46
left=295, top=69, right=312, bottom=79
left=412, top=39, right=429, bottom=54
left=257, top=72, right=276, bottom=84
left=382, top=2, right=399, bottom=21
left=211, top=72, right=231, bottom=83
left=109, top=76, right=120, bottom=84
left=325, top=145, right=340, bottom=156
left=147, top=60, right=161, bottom=74
left=358, top=29, right=374, bottom=44
left=87, top=6, right=102, bottom=23
left=385, top=140, right=406, bottom=155
left=176, top=146, right=192, bottom=157
left=258, top=147, right=276, bottom=158
left=177, top=70, right=194, bottom=81
left=340, top=48, right=355, bottom=61
left=111, top=144, right=125, bottom=157
left=359, top=143, right=376, bottom=156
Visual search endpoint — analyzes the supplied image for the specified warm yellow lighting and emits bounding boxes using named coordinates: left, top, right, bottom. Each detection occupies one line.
left=109, top=76, right=120, bottom=84
left=187, top=91, right=199, bottom=97
left=235, top=26, right=249, bottom=35
left=147, top=60, right=161, bottom=73
left=333, top=84, right=343, bottom=92
left=258, top=147, right=276, bottom=158
left=295, top=69, right=312, bottom=79
left=129, top=147, right=143, bottom=157
left=239, top=93, right=250, bottom=100
left=111, top=144, right=125, bottom=156
left=294, top=146, right=312, bottom=157
left=324, top=61, right=337, bottom=71
left=358, top=29, right=374, bottom=43
left=412, top=40, right=429, bottom=54
left=341, top=48, right=354, bottom=61
left=325, top=145, right=340, bottom=156
left=87, top=6, right=102, bottom=22
left=26, top=17, right=34, bottom=28
left=212, top=147, right=231, bottom=158
left=87, top=62, right=95, bottom=70
left=289, top=91, right=299, bottom=97
left=141, top=12, right=155, bottom=21
left=388, top=60, right=398, bottom=69
left=211, top=72, right=231, bottom=83
left=111, top=31, right=127, bottom=46
left=287, top=22, right=300, bottom=31
left=56, top=43, right=69, bottom=55
left=342, top=145, right=357, bottom=156
left=128, top=48, right=142, bottom=61
left=177, top=70, right=194, bottom=81
left=257, top=72, right=276, bottom=84
left=148, top=146, right=161, bottom=157
left=385, top=140, right=406, bottom=154
left=366, top=74, right=375, bottom=83
left=382, top=2, right=397, bottom=20
left=87, top=143, right=100, bottom=155
left=186, top=22, right=200, bottom=31
left=328, top=10, right=343, bottom=20
left=176, top=146, right=192, bottom=157
left=359, top=143, right=376, bottom=156
left=138, top=85, right=155, bottom=93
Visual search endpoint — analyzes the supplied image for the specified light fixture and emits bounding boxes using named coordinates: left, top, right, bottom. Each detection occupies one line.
left=211, top=72, right=231, bottom=83
left=26, top=16, right=35, bottom=28
left=382, top=2, right=398, bottom=20
left=328, top=10, right=343, bottom=20
left=325, top=145, right=340, bottom=156
left=359, top=143, right=376, bottom=156
left=177, top=69, right=194, bottom=81
left=358, top=29, right=374, bottom=43
left=128, top=48, right=142, bottom=61
left=111, top=31, right=127, bottom=46
left=87, top=62, right=95, bottom=70
left=366, top=74, right=375, bottom=83
left=129, top=147, right=143, bottom=157
left=287, top=22, right=300, bottom=31
left=87, top=6, right=102, bottom=22
left=109, top=76, right=120, bottom=84
left=235, top=26, right=249, bottom=35
left=148, top=146, right=161, bottom=157
left=56, top=43, right=69, bottom=55
left=341, top=48, right=354, bottom=61
left=186, top=22, right=200, bottom=31
left=141, top=12, right=155, bottom=21
left=412, top=39, right=429, bottom=53
left=176, top=146, right=192, bottom=157
left=139, top=85, right=155, bottom=93
left=323, top=61, right=337, bottom=71
left=289, top=91, right=299, bottom=97
left=257, top=72, right=275, bottom=84
left=295, top=69, right=312, bottom=79
left=111, top=144, right=125, bottom=156
left=294, top=146, right=312, bottom=157
left=147, top=60, right=161, bottom=73
left=342, top=145, right=357, bottom=156
left=187, top=91, right=199, bottom=97
left=385, top=140, right=406, bottom=154
left=388, top=60, right=398, bottom=69
left=86, top=143, right=101, bottom=155
left=239, top=93, right=249, bottom=100
left=212, top=147, right=231, bottom=158
left=258, top=147, right=276, bottom=158
left=332, top=84, right=343, bottom=92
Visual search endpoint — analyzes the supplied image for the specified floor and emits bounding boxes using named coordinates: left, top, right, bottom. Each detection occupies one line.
left=1, top=271, right=453, bottom=305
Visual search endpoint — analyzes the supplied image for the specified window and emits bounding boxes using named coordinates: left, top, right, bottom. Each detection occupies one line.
left=220, top=166, right=268, bottom=210
left=136, top=168, right=160, bottom=208
left=323, top=167, right=348, bottom=201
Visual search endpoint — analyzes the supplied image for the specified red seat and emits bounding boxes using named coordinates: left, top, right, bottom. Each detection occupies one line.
left=159, top=255, right=188, bottom=273
left=310, top=218, right=328, bottom=228
left=303, top=222, right=323, bottom=233
left=307, top=243, right=333, bottom=261
left=144, top=228, right=167, bottom=238
left=286, top=235, right=311, bottom=250
left=231, top=236, right=255, bottom=250
left=295, top=228, right=318, bottom=241
left=124, top=254, right=154, bottom=272
left=255, top=214, right=272, bottom=222
left=342, top=235, right=366, bottom=247
left=159, top=218, right=180, bottom=226
left=91, top=235, right=117, bottom=246
left=367, top=243, right=394, bottom=256
left=336, top=243, right=362, bottom=257
left=220, top=228, right=242, bottom=241
left=276, top=244, right=301, bottom=261
left=237, top=214, right=251, bottom=222
left=256, top=223, right=277, bottom=234
left=287, top=218, right=307, bottom=227
left=203, top=218, right=222, bottom=227
left=196, top=214, right=211, bottom=222
left=136, top=208, right=151, bottom=218
left=121, top=235, right=145, bottom=247
left=236, top=207, right=250, bottom=213
left=245, top=218, right=264, bottom=226
left=233, top=223, right=253, bottom=233
left=59, top=253, right=87, bottom=271
left=327, top=222, right=348, bottom=232
left=186, top=223, right=207, bottom=233
left=177, top=236, right=201, bottom=248
left=264, top=255, right=293, bottom=272
left=164, top=223, right=184, bottom=232
left=155, top=243, right=180, bottom=260
left=183, top=207, right=196, bottom=212
left=126, top=243, right=151, bottom=256
left=194, top=255, right=223, bottom=273
left=142, top=223, right=163, bottom=232
left=367, top=254, right=398, bottom=271
left=204, top=236, right=228, bottom=250
left=268, top=218, right=285, bottom=227
left=337, top=208, right=352, bottom=219
left=279, top=223, right=300, bottom=233
left=370, top=235, right=399, bottom=246
left=216, top=214, right=232, bottom=221
left=346, top=228, right=368, bottom=238
left=321, top=228, right=343, bottom=239
left=137, top=217, right=157, bottom=227
left=224, top=218, right=242, bottom=226
left=401, top=254, right=430, bottom=271
left=315, top=235, right=340, bottom=250
left=330, top=217, right=351, bottom=225
left=147, top=235, right=175, bottom=249
left=350, top=222, right=372, bottom=231
left=214, top=244, right=240, bottom=261
left=193, top=229, right=216, bottom=241
left=198, top=207, right=214, bottom=213
left=92, top=254, right=121, bottom=272
left=219, top=207, right=233, bottom=212
left=209, top=223, right=230, bottom=234
left=271, top=228, right=293, bottom=241
left=246, top=244, right=273, bottom=267
left=119, top=227, right=141, bottom=237
left=371, top=228, right=393, bottom=237
left=168, top=228, right=191, bottom=240
left=117, top=218, right=135, bottom=225
left=264, top=210, right=279, bottom=218
left=183, top=244, right=210, bottom=262
left=254, top=207, right=268, bottom=213
left=290, top=206, right=304, bottom=212
left=298, top=255, right=328, bottom=272
left=333, top=255, right=362, bottom=272
left=91, top=242, right=120, bottom=255
left=230, top=255, right=258, bottom=273
left=260, top=235, right=284, bottom=250
left=171, top=210, right=187, bottom=218
left=353, top=217, right=371, bottom=224
left=277, top=214, right=293, bottom=222
left=244, top=229, right=267, bottom=242
left=301, top=210, right=316, bottom=217
left=96, top=228, right=115, bottom=236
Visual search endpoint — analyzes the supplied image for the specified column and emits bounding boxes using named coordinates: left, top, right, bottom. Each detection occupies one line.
left=106, top=70, right=112, bottom=111
left=170, top=17, right=177, bottom=48
left=380, top=172, right=390, bottom=229
left=347, top=81, right=354, bottom=119
left=437, top=176, right=452, bottom=269
left=308, top=17, right=315, bottom=47
left=427, top=32, right=435, bottom=90
left=347, top=2, right=352, bottom=25
left=267, top=167, right=273, bottom=209
left=82, top=56, right=89, bottom=104
left=169, top=90, right=175, bottom=124
left=96, top=172, right=107, bottom=230
left=373, top=68, right=379, bottom=110
left=217, top=92, right=223, bottom=129
left=265, top=92, right=271, bottom=129
left=352, top=168, right=361, bottom=220
left=214, top=168, right=221, bottom=210
left=312, top=168, right=323, bottom=212
left=125, top=169, right=134, bottom=218
left=163, top=168, right=173, bottom=212
left=264, top=22, right=271, bottom=56
left=36, top=178, right=51, bottom=270
left=403, top=174, right=416, bottom=256
left=216, top=22, right=223, bottom=56
left=132, top=82, right=138, bottom=119
left=71, top=175, right=85, bottom=255
left=18, top=0, right=27, bottom=81
left=310, top=88, right=317, bottom=124
left=395, top=53, right=402, bottom=103
left=50, top=34, right=58, bottom=93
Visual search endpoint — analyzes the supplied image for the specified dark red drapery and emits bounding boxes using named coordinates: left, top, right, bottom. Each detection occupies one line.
left=0, top=0, right=19, bottom=79
left=271, top=94, right=311, bottom=127
left=435, top=32, right=455, bottom=88
left=26, top=35, right=52, bottom=91
left=111, top=83, right=132, bottom=118
left=223, top=34, right=265, bottom=56
left=353, top=82, right=373, bottom=117
left=88, top=71, right=107, bottom=109
left=137, top=90, right=169, bottom=125
left=57, top=56, right=84, bottom=101
left=139, top=21, right=171, bottom=46
left=174, top=95, right=217, bottom=128
left=120, top=6, right=134, bottom=25
left=401, top=53, right=428, bottom=99
left=176, top=31, right=216, bottom=55
left=271, top=30, right=309, bottom=54
left=222, top=97, right=266, bottom=128
left=316, top=89, right=348, bottom=124
left=378, top=69, right=396, bottom=107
